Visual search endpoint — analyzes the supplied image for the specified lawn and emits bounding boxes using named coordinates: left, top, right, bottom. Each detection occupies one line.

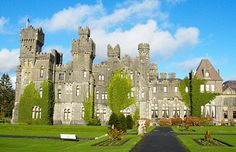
left=0, top=124, right=108, bottom=138
left=172, top=126, right=236, bottom=152
left=0, top=124, right=154, bottom=152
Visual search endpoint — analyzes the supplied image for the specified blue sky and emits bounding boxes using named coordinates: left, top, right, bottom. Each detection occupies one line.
left=0, top=0, right=236, bottom=84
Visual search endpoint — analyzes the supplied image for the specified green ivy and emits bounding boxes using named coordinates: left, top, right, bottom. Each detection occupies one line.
left=107, top=70, right=134, bottom=114
left=83, top=94, right=93, bottom=123
left=179, top=76, right=217, bottom=117
left=18, top=81, right=54, bottom=125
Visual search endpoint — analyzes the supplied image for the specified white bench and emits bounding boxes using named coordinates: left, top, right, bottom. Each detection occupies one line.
left=60, top=134, right=77, bottom=140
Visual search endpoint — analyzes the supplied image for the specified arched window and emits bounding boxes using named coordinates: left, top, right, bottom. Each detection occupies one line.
left=98, top=75, right=101, bottom=80
left=39, top=87, right=43, bottom=98
left=173, top=104, right=180, bottom=118
left=151, top=104, right=158, bottom=118
left=32, top=106, right=41, bottom=119
left=64, top=108, right=71, bottom=120
left=101, top=75, right=104, bottom=81
left=162, top=104, right=169, bottom=118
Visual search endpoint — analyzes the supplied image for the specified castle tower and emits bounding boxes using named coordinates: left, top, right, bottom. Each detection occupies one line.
left=138, top=43, right=150, bottom=78
left=20, top=25, right=44, bottom=60
left=107, top=44, right=120, bottom=60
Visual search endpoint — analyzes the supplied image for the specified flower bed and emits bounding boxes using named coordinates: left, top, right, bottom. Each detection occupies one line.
left=194, top=138, right=233, bottom=147
left=93, top=138, right=130, bottom=146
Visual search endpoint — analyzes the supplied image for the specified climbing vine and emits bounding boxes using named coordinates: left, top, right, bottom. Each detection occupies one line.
left=179, top=76, right=217, bottom=117
left=18, top=81, right=54, bottom=125
left=107, top=70, right=134, bottom=114
left=83, top=94, right=93, bottom=123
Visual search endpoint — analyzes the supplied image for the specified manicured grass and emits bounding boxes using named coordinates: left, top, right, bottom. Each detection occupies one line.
left=0, top=124, right=108, bottom=138
left=172, top=126, right=236, bottom=134
left=0, top=135, right=141, bottom=152
left=0, top=124, right=151, bottom=152
left=177, top=135, right=236, bottom=152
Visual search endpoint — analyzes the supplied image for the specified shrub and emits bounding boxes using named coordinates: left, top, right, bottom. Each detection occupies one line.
left=109, top=113, right=120, bottom=128
left=171, top=117, right=182, bottom=125
left=199, top=117, right=213, bottom=126
left=108, top=112, right=127, bottom=132
left=184, top=117, right=201, bottom=126
left=126, top=115, right=134, bottom=129
left=88, top=117, right=101, bottom=126
left=159, top=118, right=172, bottom=126
left=118, top=113, right=127, bottom=132
left=107, top=128, right=123, bottom=141
left=139, top=118, right=151, bottom=127
left=204, top=130, right=212, bottom=142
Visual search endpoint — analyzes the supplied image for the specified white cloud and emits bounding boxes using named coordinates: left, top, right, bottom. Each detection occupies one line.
left=170, top=57, right=209, bottom=72
left=0, top=17, right=8, bottom=33
left=31, top=0, right=198, bottom=60
left=92, top=20, right=199, bottom=59
left=0, top=48, right=19, bottom=73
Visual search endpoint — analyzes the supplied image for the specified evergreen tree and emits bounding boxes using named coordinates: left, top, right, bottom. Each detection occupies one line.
left=0, top=73, right=15, bottom=117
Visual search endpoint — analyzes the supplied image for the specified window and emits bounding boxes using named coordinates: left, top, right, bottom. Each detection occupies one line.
left=130, top=72, right=133, bottom=80
left=184, top=106, right=188, bottom=117
left=82, top=107, right=85, bottom=118
left=211, top=85, right=215, bottom=92
left=76, top=86, right=80, bottom=96
left=206, top=85, right=210, bottom=92
left=68, top=73, right=72, bottom=80
left=151, top=104, right=158, bottom=118
left=173, top=107, right=180, bottom=118
left=58, top=89, right=62, bottom=99
left=101, top=75, right=104, bottom=81
left=96, top=91, right=99, bottom=100
left=164, top=87, right=167, bottom=93
left=102, top=93, right=105, bottom=100
left=39, top=87, right=43, bottom=98
left=223, top=110, right=228, bottom=119
left=174, top=87, right=178, bottom=93
left=83, top=71, right=87, bottom=78
left=121, top=108, right=131, bottom=117
left=200, top=84, right=204, bottom=93
left=141, top=92, right=144, bottom=98
left=64, top=108, right=71, bottom=120
left=162, top=104, right=169, bottom=118
left=32, top=106, right=41, bottom=119
left=40, top=68, right=44, bottom=78
left=233, top=111, right=236, bottom=119
left=105, top=93, right=107, bottom=100
left=59, top=73, right=64, bottom=80
left=153, top=87, right=157, bottom=93
left=185, top=87, right=188, bottom=93
left=98, top=75, right=101, bottom=81
left=205, top=71, right=210, bottom=77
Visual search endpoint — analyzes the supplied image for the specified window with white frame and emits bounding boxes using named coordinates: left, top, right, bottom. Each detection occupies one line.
left=185, top=87, right=188, bottom=93
left=200, top=84, right=204, bottom=93
left=173, top=105, right=180, bottom=118
left=102, top=93, right=105, bottom=100
left=98, top=75, right=101, bottom=81
left=141, top=92, right=144, bottom=98
left=162, top=104, right=169, bottom=118
left=164, top=86, right=167, bottom=93
left=39, top=87, right=43, bottom=98
left=82, top=107, right=85, bottom=118
left=96, top=91, right=99, bottom=100
left=174, top=87, right=178, bottom=93
left=58, top=89, right=62, bottom=99
left=83, top=71, right=87, bottom=78
left=101, top=75, right=104, bottom=81
left=130, top=72, right=133, bottom=80
left=206, top=85, right=210, bottom=92
left=76, top=86, right=80, bottom=96
left=121, top=108, right=131, bottom=117
left=40, top=67, right=44, bottom=78
left=211, top=85, right=215, bottom=92
left=153, top=86, right=157, bottom=93
left=151, top=104, right=158, bottom=118
left=32, top=106, right=41, bottom=119
left=64, top=108, right=71, bottom=120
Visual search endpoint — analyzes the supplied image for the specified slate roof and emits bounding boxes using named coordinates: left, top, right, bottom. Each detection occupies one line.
left=195, top=59, right=223, bottom=81
left=223, top=81, right=236, bottom=92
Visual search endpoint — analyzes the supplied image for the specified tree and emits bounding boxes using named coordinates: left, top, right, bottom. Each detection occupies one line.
left=179, top=76, right=217, bottom=117
left=126, top=115, right=134, bottom=129
left=107, top=70, right=134, bottom=114
left=0, top=73, right=15, bottom=118
left=133, top=107, right=140, bottom=127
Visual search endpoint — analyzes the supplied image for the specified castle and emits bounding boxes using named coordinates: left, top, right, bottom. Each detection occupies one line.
left=11, top=25, right=236, bottom=125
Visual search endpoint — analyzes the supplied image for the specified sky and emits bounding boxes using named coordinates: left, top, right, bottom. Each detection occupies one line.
left=0, top=0, right=236, bottom=86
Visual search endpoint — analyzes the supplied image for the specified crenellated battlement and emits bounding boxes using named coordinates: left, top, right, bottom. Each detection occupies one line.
left=138, top=43, right=150, bottom=50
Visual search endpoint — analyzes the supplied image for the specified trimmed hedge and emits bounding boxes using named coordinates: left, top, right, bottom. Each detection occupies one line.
left=18, top=81, right=54, bottom=125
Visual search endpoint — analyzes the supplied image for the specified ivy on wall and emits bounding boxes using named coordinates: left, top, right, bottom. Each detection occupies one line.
left=179, top=76, right=217, bottom=117
left=18, top=81, right=54, bottom=125
left=107, top=70, right=134, bottom=114
left=83, top=94, right=93, bottom=123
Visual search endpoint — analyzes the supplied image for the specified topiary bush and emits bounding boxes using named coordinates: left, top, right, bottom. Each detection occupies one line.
left=118, top=113, right=127, bottom=132
left=108, top=112, right=127, bottom=132
left=126, top=115, right=134, bottom=129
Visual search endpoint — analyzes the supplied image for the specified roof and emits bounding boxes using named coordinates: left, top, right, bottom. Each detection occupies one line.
left=223, top=81, right=236, bottom=92
left=195, top=59, right=223, bottom=81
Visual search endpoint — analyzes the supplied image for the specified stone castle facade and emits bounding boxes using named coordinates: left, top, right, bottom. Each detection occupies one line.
left=11, top=25, right=236, bottom=125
